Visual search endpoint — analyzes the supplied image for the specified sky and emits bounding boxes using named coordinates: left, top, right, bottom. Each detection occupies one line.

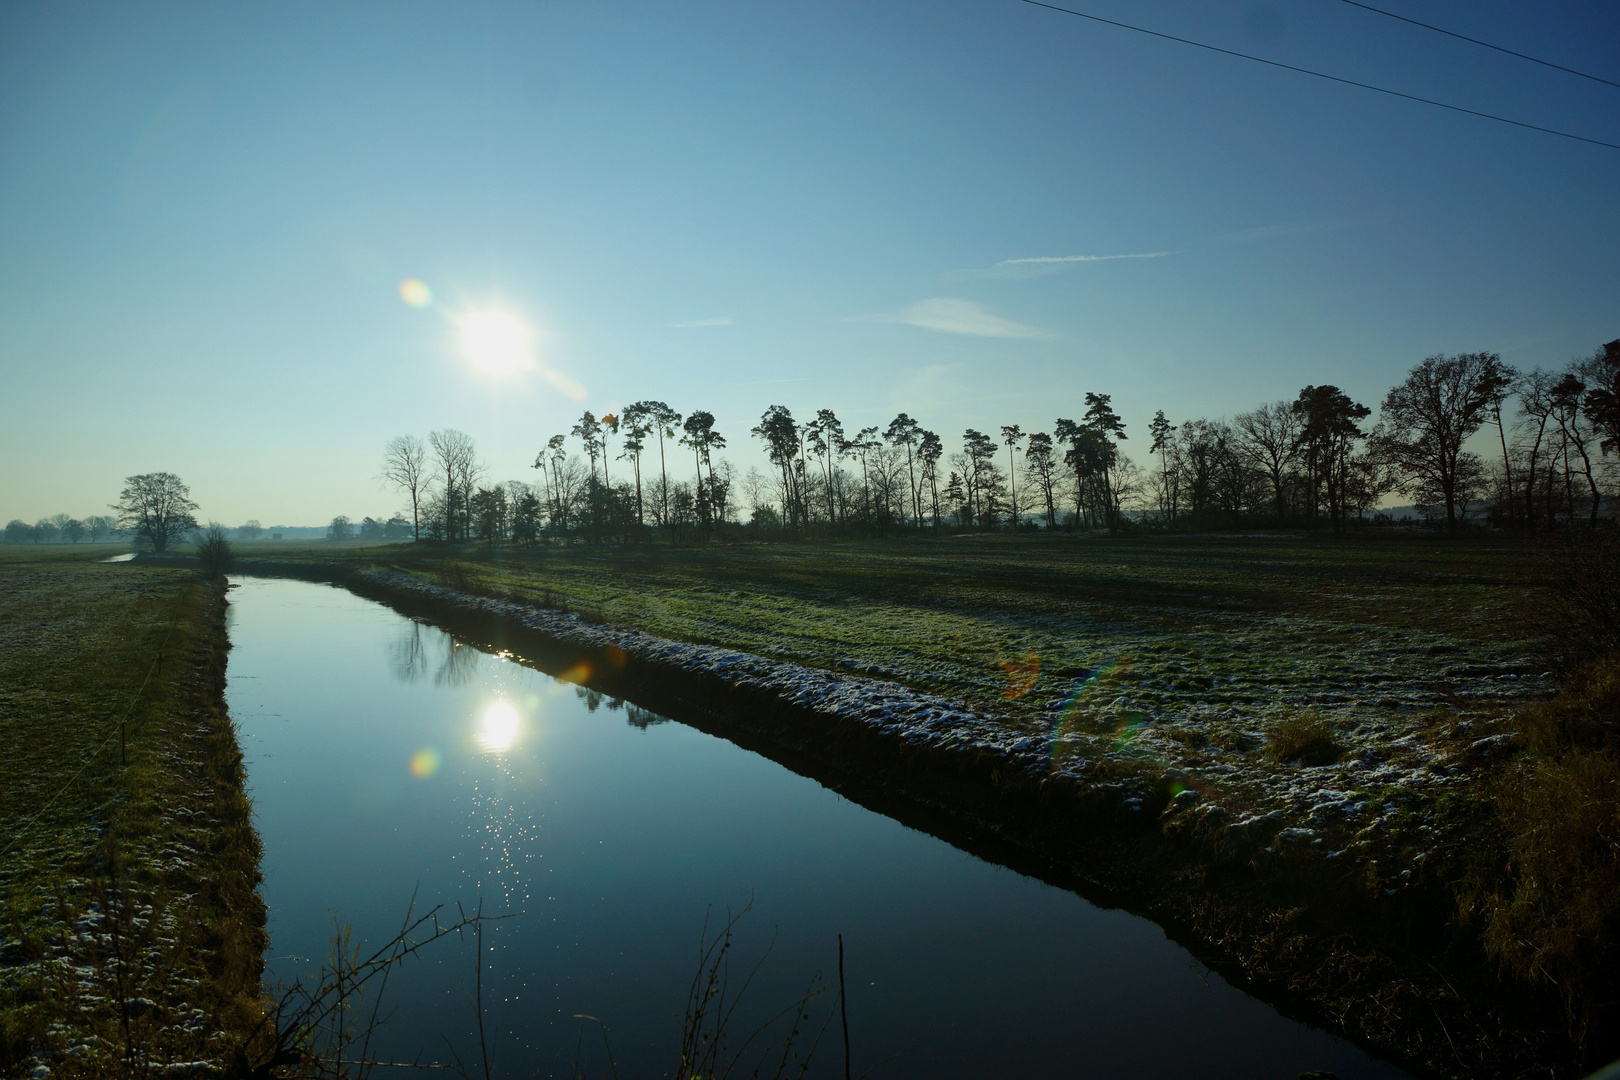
left=2, top=0, right=1616, bottom=526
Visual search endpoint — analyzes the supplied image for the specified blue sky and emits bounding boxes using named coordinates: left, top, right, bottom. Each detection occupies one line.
left=2, top=0, right=1616, bottom=525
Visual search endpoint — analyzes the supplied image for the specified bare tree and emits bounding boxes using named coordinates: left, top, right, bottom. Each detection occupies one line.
left=1232, top=400, right=1301, bottom=524
left=428, top=429, right=480, bottom=541
left=380, top=434, right=429, bottom=541
left=1373, top=353, right=1514, bottom=532
left=112, top=473, right=199, bottom=553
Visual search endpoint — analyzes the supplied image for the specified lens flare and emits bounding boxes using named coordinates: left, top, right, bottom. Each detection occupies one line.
left=409, top=747, right=442, bottom=778
left=1046, top=656, right=1132, bottom=769
left=1000, top=651, right=1040, bottom=699
left=477, top=699, right=522, bottom=752
left=399, top=279, right=433, bottom=308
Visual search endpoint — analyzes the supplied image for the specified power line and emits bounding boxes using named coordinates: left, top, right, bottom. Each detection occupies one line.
left=1337, top=0, right=1620, bottom=91
left=1018, top=0, right=1620, bottom=152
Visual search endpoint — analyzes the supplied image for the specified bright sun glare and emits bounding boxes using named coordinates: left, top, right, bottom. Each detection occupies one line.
left=477, top=699, right=522, bottom=752
left=460, top=311, right=532, bottom=374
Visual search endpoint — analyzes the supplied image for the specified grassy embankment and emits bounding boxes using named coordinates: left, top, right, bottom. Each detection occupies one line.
left=238, top=530, right=1618, bottom=1076
left=0, top=545, right=264, bottom=1076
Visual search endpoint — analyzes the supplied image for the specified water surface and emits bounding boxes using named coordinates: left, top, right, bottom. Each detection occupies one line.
left=226, top=576, right=1408, bottom=1079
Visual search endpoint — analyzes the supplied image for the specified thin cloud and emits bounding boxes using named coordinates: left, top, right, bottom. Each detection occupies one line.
left=672, top=316, right=734, bottom=328
left=954, top=251, right=1173, bottom=281
left=860, top=297, right=1050, bottom=340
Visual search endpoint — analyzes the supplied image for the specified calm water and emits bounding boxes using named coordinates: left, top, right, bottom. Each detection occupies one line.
left=226, top=576, right=1409, bottom=1080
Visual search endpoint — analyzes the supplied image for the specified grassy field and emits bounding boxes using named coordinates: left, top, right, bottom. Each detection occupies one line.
left=0, top=545, right=263, bottom=1075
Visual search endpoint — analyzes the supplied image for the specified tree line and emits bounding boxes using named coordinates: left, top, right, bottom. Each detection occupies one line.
left=374, top=339, right=1617, bottom=545
left=4, top=513, right=123, bottom=544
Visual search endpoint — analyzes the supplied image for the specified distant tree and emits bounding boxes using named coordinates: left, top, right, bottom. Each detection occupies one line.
left=512, top=491, right=542, bottom=546
left=1233, top=400, right=1302, bottom=524
left=4, top=519, right=33, bottom=543
left=384, top=515, right=412, bottom=540
left=1081, top=394, right=1129, bottom=532
left=850, top=426, right=881, bottom=525
left=327, top=515, right=353, bottom=541
left=752, top=405, right=803, bottom=532
left=1292, top=386, right=1370, bottom=532
left=618, top=402, right=654, bottom=529
left=572, top=411, right=603, bottom=486
left=1477, top=359, right=1522, bottom=526
left=196, top=523, right=233, bottom=576
left=917, top=429, right=943, bottom=527
left=804, top=410, right=844, bottom=526
left=943, top=471, right=968, bottom=527
left=85, top=515, right=118, bottom=543
left=625, top=401, right=682, bottom=528
left=34, top=518, right=60, bottom=544
left=1549, top=368, right=1603, bottom=526
left=961, top=430, right=999, bottom=527
left=359, top=516, right=387, bottom=541
left=681, top=410, right=726, bottom=530
left=885, top=413, right=922, bottom=526
left=62, top=518, right=86, bottom=543
left=1147, top=410, right=1179, bottom=526
left=381, top=434, right=429, bottom=541
left=1000, top=425, right=1024, bottom=528
left=113, top=472, right=199, bottom=553
left=428, top=429, right=480, bottom=542
left=470, top=486, right=508, bottom=544
left=1373, top=353, right=1514, bottom=532
left=1512, top=368, right=1559, bottom=529
left=236, top=519, right=264, bottom=541
left=1024, top=432, right=1059, bottom=528
left=1583, top=339, right=1620, bottom=457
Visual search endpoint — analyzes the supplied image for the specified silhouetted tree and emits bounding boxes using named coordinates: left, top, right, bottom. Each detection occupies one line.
left=681, top=410, right=726, bottom=531
left=1374, top=353, right=1514, bottom=532
left=1001, top=425, right=1024, bottom=528
left=113, top=473, right=199, bottom=553
left=885, top=413, right=922, bottom=527
left=1233, top=400, right=1302, bottom=524
left=918, top=429, right=943, bottom=528
left=196, top=523, right=233, bottom=575
left=428, top=429, right=480, bottom=541
left=381, top=435, right=429, bottom=540
left=752, top=405, right=803, bottom=532
left=1584, top=339, right=1620, bottom=457
left=1292, top=386, right=1370, bottom=532
left=1082, top=393, right=1129, bottom=531
left=1024, top=432, right=1059, bottom=528
left=327, top=516, right=353, bottom=541
left=618, top=402, right=654, bottom=529
left=1550, top=369, right=1603, bottom=526
left=512, top=491, right=542, bottom=545
left=1148, top=410, right=1178, bottom=526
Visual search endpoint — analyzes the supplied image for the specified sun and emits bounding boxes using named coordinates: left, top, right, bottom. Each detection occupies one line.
left=459, top=311, right=533, bottom=374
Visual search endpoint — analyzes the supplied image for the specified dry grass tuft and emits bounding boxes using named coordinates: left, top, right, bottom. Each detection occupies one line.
left=1265, top=712, right=1343, bottom=766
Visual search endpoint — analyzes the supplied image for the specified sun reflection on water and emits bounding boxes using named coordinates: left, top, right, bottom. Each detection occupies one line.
left=476, top=699, right=523, bottom=753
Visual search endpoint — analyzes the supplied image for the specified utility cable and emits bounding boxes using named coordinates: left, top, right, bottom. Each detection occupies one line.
left=1019, top=0, right=1620, bottom=152
left=1337, top=0, right=1620, bottom=91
